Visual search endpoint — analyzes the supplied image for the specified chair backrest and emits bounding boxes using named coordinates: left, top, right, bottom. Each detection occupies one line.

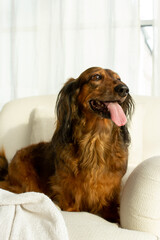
left=1, top=95, right=160, bottom=167
left=0, top=95, right=57, bottom=162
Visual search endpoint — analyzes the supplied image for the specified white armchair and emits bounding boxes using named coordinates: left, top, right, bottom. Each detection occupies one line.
left=0, top=95, right=160, bottom=240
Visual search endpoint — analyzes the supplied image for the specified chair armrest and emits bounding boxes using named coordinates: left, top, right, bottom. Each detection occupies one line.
left=120, top=156, right=160, bottom=238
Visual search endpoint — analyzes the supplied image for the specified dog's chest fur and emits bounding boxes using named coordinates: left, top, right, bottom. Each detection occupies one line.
left=50, top=122, right=128, bottom=213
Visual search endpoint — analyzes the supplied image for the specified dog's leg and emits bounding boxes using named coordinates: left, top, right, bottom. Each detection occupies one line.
left=99, top=191, right=120, bottom=224
left=0, top=148, right=43, bottom=194
left=0, top=180, right=23, bottom=193
left=101, top=202, right=120, bottom=224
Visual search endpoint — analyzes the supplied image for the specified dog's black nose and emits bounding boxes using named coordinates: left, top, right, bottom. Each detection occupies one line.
left=114, top=84, right=129, bottom=97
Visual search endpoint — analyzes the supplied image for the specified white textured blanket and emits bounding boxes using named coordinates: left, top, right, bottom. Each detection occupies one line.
left=0, top=189, right=69, bottom=240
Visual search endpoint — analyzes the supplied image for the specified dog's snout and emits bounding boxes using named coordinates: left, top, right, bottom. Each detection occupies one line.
left=114, top=84, right=129, bottom=97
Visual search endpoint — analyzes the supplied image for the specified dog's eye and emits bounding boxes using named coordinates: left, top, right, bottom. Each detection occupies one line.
left=117, top=78, right=121, bottom=81
left=91, top=74, right=102, bottom=81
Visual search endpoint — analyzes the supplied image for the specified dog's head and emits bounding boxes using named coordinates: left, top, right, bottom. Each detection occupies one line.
left=56, top=67, right=134, bottom=143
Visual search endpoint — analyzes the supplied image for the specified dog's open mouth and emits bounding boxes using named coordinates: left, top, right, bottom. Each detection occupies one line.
left=89, top=100, right=127, bottom=126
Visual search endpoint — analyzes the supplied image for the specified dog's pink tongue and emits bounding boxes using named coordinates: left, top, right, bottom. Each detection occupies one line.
left=107, top=102, right=127, bottom=126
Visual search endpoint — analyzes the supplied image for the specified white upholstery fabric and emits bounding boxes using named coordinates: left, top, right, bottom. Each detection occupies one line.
left=62, top=212, right=156, bottom=240
left=120, top=156, right=160, bottom=238
left=133, top=96, right=160, bottom=160
left=29, top=107, right=56, bottom=144
left=128, top=104, right=144, bottom=167
left=143, top=100, right=160, bottom=160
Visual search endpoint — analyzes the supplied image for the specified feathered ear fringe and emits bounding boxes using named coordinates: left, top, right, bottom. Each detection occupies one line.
left=54, top=78, right=79, bottom=144
left=120, top=94, right=135, bottom=146
left=122, top=94, right=135, bottom=121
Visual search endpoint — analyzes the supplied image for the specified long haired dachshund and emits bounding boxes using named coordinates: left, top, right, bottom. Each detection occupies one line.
left=0, top=67, right=134, bottom=223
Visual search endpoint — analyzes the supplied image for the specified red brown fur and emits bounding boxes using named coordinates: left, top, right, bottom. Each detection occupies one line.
left=0, top=67, right=134, bottom=223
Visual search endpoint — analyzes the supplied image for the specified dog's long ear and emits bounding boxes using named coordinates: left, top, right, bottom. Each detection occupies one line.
left=55, top=78, right=79, bottom=143
left=120, top=94, right=135, bottom=146
left=122, top=94, right=135, bottom=121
